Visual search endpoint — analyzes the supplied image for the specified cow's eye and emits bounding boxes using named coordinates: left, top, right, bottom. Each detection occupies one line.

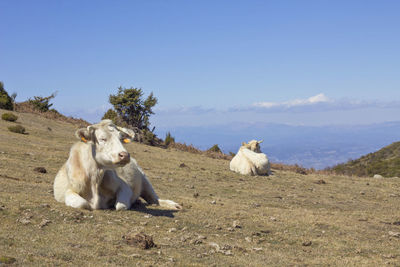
left=100, top=138, right=107, bottom=142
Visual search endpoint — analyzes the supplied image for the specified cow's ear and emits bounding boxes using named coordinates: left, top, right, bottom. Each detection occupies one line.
left=75, top=128, right=91, bottom=143
left=242, top=142, right=247, bottom=146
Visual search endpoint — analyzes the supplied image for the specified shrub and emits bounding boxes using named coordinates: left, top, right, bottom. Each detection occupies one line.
left=0, top=81, right=13, bottom=110
left=208, top=144, right=222, bottom=153
left=143, top=129, right=157, bottom=146
left=229, top=152, right=236, bottom=157
left=109, top=87, right=157, bottom=130
left=164, top=132, right=175, bottom=147
left=8, top=125, right=26, bottom=134
left=28, top=92, right=57, bottom=112
left=1, top=113, right=18, bottom=122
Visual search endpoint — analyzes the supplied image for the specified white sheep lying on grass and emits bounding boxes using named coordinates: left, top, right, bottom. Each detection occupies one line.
left=229, top=140, right=271, bottom=176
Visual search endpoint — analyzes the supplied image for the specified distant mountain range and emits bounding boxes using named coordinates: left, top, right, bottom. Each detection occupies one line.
left=328, top=141, right=400, bottom=177
left=155, top=121, right=400, bottom=169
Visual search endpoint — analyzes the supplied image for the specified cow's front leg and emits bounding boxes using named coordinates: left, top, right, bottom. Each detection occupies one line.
left=65, top=189, right=91, bottom=210
left=115, top=184, right=133, bottom=211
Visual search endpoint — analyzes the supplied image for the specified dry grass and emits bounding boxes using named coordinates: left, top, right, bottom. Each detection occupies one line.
left=1, top=109, right=400, bottom=266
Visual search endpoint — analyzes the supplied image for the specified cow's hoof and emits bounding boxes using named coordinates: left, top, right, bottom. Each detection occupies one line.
left=115, top=202, right=129, bottom=211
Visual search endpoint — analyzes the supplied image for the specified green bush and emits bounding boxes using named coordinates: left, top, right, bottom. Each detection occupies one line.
left=8, top=125, right=26, bottom=134
left=143, top=129, right=157, bottom=146
left=208, top=144, right=222, bottom=153
left=164, top=132, right=175, bottom=147
left=1, top=113, right=18, bottom=122
left=28, top=92, right=57, bottom=112
left=0, top=81, right=13, bottom=110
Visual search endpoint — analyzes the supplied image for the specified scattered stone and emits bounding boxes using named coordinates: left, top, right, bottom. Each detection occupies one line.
left=123, top=233, right=156, bottom=249
left=168, top=228, right=177, bottom=233
left=270, top=216, right=277, bottom=221
left=40, top=203, right=50, bottom=208
left=302, top=241, right=312, bottom=246
left=252, top=203, right=261, bottom=208
left=215, top=226, right=222, bottom=230
left=144, top=214, right=152, bottom=218
left=360, top=191, right=365, bottom=195
left=33, top=167, right=47, bottom=173
left=179, top=163, right=187, bottom=168
left=314, top=179, right=326, bottom=184
left=39, top=219, right=52, bottom=228
left=197, top=235, right=207, bottom=240
left=0, top=205, right=5, bottom=211
left=193, top=192, right=199, bottom=198
left=232, top=221, right=242, bottom=228
left=17, top=218, right=31, bottom=225
left=373, top=174, right=384, bottom=179
left=245, top=237, right=252, bottom=242
left=253, top=247, right=263, bottom=251
left=393, top=221, right=400, bottom=226
left=227, top=227, right=234, bottom=232
left=211, top=200, right=216, bottom=204
left=388, top=231, right=400, bottom=238
left=47, top=127, right=52, bottom=131
left=140, top=221, right=148, bottom=226
left=0, top=256, right=16, bottom=264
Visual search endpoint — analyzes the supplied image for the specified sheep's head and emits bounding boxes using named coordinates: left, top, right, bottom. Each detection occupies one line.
left=241, top=140, right=263, bottom=153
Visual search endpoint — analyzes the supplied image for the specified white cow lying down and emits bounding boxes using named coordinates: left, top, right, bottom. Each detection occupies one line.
left=53, top=119, right=181, bottom=211
left=229, top=140, right=271, bottom=176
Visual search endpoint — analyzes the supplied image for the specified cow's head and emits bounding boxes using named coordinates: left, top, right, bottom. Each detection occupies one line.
left=242, top=140, right=263, bottom=153
left=75, top=120, right=134, bottom=168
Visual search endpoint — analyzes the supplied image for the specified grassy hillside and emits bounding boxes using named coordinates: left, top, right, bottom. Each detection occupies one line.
left=329, top=142, right=400, bottom=177
left=1, top=109, right=400, bottom=266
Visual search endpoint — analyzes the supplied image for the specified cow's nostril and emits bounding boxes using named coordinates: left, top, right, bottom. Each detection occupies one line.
left=119, top=152, right=129, bottom=160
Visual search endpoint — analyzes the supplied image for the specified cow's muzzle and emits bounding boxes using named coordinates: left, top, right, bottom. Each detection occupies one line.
left=118, top=151, right=130, bottom=165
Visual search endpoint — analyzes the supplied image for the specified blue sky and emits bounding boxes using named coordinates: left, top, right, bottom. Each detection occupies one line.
left=1, top=0, right=399, bottom=128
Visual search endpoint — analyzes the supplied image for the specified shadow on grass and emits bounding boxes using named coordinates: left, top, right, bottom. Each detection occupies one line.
left=130, top=201, right=178, bottom=218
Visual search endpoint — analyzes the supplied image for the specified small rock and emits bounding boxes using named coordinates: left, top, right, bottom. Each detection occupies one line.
left=388, top=231, right=400, bottom=238
left=197, top=235, right=207, bottom=240
left=227, top=227, right=234, bottom=232
left=193, top=192, right=199, bottom=198
left=360, top=191, right=365, bottom=195
left=211, top=200, right=216, bottom=204
left=17, top=218, right=31, bottom=225
left=232, top=221, right=242, bottom=228
left=270, top=216, right=277, bottom=221
left=253, top=247, right=263, bottom=251
left=144, top=214, right=152, bottom=218
left=34, top=167, right=47, bottom=173
left=39, top=219, right=51, bottom=228
left=302, top=241, right=312, bottom=246
left=209, top=242, right=220, bottom=249
left=40, top=203, right=50, bottom=208
left=123, top=233, right=156, bottom=249
left=393, top=221, right=400, bottom=226
left=179, top=163, right=187, bottom=168
left=168, top=228, right=177, bottom=233
left=373, top=174, right=384, bottom=179
left=314, top=179, right=326, bottom=184
left=245, top=237, right=252, bottom=242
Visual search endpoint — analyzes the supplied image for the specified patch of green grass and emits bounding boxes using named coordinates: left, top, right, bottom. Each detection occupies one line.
left=1, top=113, right=18, bottom=122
